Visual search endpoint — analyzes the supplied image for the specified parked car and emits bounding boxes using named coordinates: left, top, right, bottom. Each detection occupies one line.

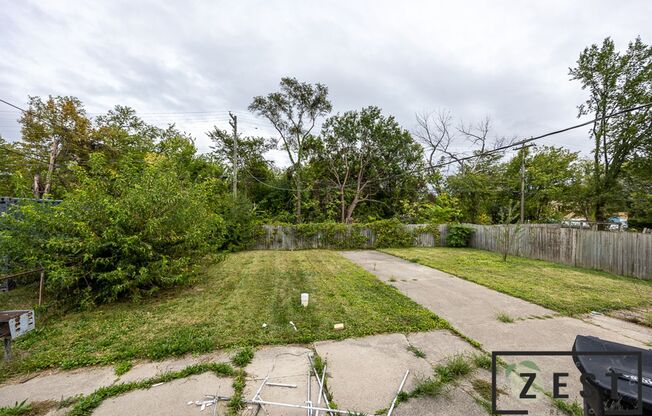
left=561, top=219, right=590, bottom=229
left=607, top=216, right=628, bottom=231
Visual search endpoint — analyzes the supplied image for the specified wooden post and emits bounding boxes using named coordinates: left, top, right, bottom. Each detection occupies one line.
left=3, top=338, right=11, bottom=361
left=38, top=269, right=45, bottom=306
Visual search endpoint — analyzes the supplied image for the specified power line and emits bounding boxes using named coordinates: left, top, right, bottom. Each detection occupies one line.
left=237, top=101, right=652, bottom=192
left=0, top=99, right=26, bottom=112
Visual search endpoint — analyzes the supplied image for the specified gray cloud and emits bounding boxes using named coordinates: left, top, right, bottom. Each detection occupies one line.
left=2, top=0, right=651, bottom=162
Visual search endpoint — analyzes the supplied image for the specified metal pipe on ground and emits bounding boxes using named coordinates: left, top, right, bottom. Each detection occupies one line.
left=315, top=365, right=327, bottom=416
left=308, top=356, right=335, bottom=416
left=387, top=369, right=410, bottom=416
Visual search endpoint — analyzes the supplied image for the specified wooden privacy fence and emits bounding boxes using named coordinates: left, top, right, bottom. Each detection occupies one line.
left=255, top=223, right=652, bottom=279
left=440, top=224, right=652, bottom=280
left=253, top=224, right=442, bottom=250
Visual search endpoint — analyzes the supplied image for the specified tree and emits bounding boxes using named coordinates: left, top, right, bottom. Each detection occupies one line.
left=415, top=111, right=516, bottom=223
left=569, top=37, right=652, bottom=221
left=20, top=96, right=91, bottom=198
left=207, top=127, right=274, bottom=198
left=249, top=77, right=332, bottom=222
left=0, top=136, right=25, bottom=196
left=317, top=106, right=425, bottom=223
left=501, top=146, right=581, bottom=222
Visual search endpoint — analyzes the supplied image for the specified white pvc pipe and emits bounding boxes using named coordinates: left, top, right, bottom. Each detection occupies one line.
left=387, top=369, right=410, bottom=416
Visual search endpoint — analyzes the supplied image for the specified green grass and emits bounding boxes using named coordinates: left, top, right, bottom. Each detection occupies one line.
left=381, top=247, right=652, bottom=315
left=407, top=354, right=474, bottom=400
left=0, top=250, right=447, bottom=382
left=496, top=312, right=514, bottom=323
left=0, top=401, right=31, bottom=416
left=407, top=345, right=426, bottom=358
left=644, top=313, right=652, bottom=327
left=231, top=346, right=254, bottom=368
left=0, top=282, right=40, bottom=310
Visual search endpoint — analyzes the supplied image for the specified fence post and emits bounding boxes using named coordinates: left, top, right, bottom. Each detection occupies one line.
left=38, top=269, right=45, bottom=306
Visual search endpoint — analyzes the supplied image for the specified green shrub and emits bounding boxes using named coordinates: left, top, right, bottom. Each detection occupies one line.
left=369, top=219, right=414, bottom=248
left=0, top=154, right=226, bottom=307
left=445, top=224, right=474, bottom=247
left=217, top=195, right=262, bottom=251
left=284, top=220, right=441, bottom=249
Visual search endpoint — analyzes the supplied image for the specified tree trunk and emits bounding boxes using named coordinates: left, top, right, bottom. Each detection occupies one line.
left=43, top=138, right=60, bottom=197
left=344, top=195, right=360, bottom=224
left=295, top=170, right=302, bottom=223
left=340, top=188, right=346, bottom=223
left=32, top=173, right=41, bottom=199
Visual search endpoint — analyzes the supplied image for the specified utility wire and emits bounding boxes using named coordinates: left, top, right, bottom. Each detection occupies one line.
left=236, top=102, right=652, bottom=192
left=3, top=97, right=650, bottom=193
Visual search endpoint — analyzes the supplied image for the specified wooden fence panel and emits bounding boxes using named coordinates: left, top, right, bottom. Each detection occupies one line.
left=253, top=224, right=441, bottom=250
left=254, top=223, right=652, bottom=279
left=441, top=224, right=652, bottom=279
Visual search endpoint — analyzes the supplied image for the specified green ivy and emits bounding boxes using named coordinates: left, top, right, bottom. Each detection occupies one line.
left=268, top=220, right=441, bottom=249
left=445, top=224, right=474, bottom=247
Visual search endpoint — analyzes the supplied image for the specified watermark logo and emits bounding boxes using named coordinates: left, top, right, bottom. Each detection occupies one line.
left=491, top=350, right=644, bottom=415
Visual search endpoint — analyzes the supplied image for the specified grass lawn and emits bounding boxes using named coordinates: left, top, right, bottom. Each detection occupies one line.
left=381, top=247, right=652, bottom=316
left=0, top=250, right=447, bottom=382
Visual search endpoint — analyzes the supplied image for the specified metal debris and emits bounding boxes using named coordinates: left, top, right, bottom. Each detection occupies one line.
left=266, top=382, right=297, bottom=388
left=189, top=358, right=408, bottom=416
left=387, top=369, right=410, bottom=416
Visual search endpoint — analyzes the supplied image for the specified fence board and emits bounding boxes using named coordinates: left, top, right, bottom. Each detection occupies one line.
left=440, top=224, right=652, bottom=280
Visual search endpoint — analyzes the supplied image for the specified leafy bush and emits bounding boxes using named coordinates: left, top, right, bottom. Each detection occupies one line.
left=277, top=220, right=441, bottom=249
left=216, top=195, right=262, bottom=251
left=445, top=224, right=474, bottom=247
left=0, top=154, right=226, bottom=307
left=369, top=219, right=414, bottom=248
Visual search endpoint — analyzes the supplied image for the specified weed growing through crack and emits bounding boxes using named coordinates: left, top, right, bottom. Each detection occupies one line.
left=406, top=355, right=473, bottom=401
left=0, top=400, right=32, bottom=416
left=435, top=355, right=472, bottom=382
left=113, top=360, right=132, bottom=377
left=312, top=354, right=336, bottom=404
left=67, top=362, right=234, bottom=416
left=552, top=398, right=583, bottom=416
left=497, top=313, right=514, bottom=323
left=231, top=346, right=254, bottom=367
left=407, top=345, right=426, bottom=358
left=472, top=353, right=492, bottom=370
left=227, top=370, right=247, bottom=416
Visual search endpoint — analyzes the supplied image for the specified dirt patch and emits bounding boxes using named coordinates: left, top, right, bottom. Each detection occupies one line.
left=608, top=307, right=652, bottom=328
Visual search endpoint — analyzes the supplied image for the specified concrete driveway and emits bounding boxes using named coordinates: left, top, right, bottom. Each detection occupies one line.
left=340, top=250, right=652, bottom=410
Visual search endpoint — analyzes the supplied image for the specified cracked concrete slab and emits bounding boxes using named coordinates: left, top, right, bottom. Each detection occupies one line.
left=393, top=385, right=487, bottom=416
left=93, top=372, right=233, bottom=416
left=314, top=333, right=434, bottom=414
left=118, top=350, right=230, bottom=383
left=0, top=366, right=116, bottom=407
left=242, top=345, right=321, bottom=416
left=581, top=314, right=652, bottom=345
left=0, top=351, right=231, bottom=407
left=405, top=330, right=477, bottom=367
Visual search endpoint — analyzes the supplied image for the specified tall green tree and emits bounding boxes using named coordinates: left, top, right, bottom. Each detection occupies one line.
left=569, top=37, right=652, bottom=221
left=317, top=106, right=425, bottom=223
left=501, top=146, right=581, bottom=222
left=20, top=96, right=91, bottom=198
left=249, top=77, right=332, bottom=223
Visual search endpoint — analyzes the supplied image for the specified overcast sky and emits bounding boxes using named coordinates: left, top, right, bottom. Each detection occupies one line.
left=2, top=1, right=651, bottom=165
